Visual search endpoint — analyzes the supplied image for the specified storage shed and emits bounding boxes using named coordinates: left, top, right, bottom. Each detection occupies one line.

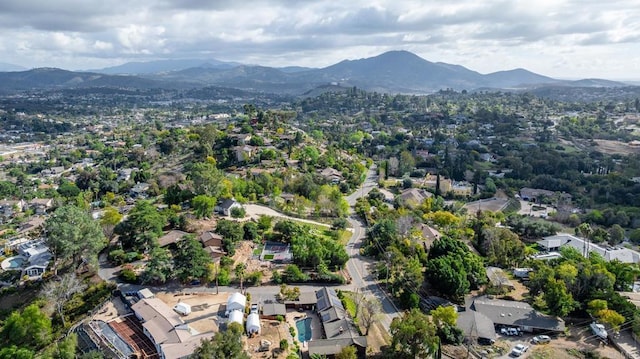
left=227, top=292, right=247, bottom=313
left=229, top=310, right=244, bottom=326
left=246, top=313, right=260, bottom=335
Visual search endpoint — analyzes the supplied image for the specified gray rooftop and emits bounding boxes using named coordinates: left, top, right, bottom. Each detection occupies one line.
left=472, top=296, right=565, bottom=332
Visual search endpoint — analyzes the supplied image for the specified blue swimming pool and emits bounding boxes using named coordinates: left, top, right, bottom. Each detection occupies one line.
left=295, top=317, right=312, bottom=342
left=1, top=256, right=26, bottom=270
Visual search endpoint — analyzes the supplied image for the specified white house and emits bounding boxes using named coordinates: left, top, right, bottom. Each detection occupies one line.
left=215, top=199, right=242, bottom=217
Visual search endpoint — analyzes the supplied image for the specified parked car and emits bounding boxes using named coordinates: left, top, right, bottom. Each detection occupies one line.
left=590, top=322, right=608, bottom=341
left=510, top=344, right=529, bottom=357
left=500, top=327, right=522, bottom=336
left=533, top=335, right=551, bottom=344
left=250, top=303, right=259, bottom=314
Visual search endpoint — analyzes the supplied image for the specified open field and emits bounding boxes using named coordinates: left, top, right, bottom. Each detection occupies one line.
left=594, top=139, right=640, bottom=156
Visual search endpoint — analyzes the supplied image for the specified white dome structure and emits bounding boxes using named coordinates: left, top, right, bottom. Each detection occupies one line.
left=227, top=292, right=247, bottom=312
left=246, top=313, right=260, bottom=335
left=229, top=310, right=244, bottom=326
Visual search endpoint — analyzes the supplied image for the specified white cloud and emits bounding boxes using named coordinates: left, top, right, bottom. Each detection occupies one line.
left=0, top=0, right=638, bottom=79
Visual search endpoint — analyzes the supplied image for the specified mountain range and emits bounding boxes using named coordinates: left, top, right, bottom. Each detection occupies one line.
left=0, top=51, right=630, bottom=95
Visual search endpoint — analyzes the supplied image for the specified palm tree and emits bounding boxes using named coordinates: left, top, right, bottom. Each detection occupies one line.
left=235, top=263, right=246, bottom=290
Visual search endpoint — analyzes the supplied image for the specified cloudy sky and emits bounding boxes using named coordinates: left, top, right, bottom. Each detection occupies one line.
left=1, top=0, right=639, bottom=79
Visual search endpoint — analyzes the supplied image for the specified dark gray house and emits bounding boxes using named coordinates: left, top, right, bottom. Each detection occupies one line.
left=471, top=296, right=565, bottom=333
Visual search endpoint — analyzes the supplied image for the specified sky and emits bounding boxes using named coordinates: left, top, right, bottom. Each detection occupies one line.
left=1, top=0, right=640, bottom=79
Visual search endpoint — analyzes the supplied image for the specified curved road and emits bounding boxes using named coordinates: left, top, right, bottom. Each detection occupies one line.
left=345, top=165, right=400, bottom=331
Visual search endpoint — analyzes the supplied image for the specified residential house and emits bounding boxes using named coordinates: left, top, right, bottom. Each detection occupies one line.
left=397, top=188, right=432, bottom=208
left=538, top=234, right=640, bottom=263
left=199, top=231, right=225, bottom=260
left=117, top=168, right=136, bottom=182
left=0, top=199, right=27, bottom=218
left=29, top=198, right=54, bottom=214
left=519, top=187, right=572, bottom=204
left=471, top=296, right=565, bottom=333
left=416, top=223, right=441, bottom=249
left=19, top=216, right=45, bottom=235
left=233, top=145, right=254, bottom=163
left=309, top=287, right=367, bottom=359
left=215, top=199, right=242, bottom=216
left=131, top=298, right=215, bottom=359
left=199, top=231, right=223, bottom=248
left=130, top=183, right=150, bottom=199
left=261, top=303, right=286, bottom=320
left=457, top=310, right=496, bottom=345
left=157, top=230, right=188, bottom=248
left=319, top=167, right=343, bottom=184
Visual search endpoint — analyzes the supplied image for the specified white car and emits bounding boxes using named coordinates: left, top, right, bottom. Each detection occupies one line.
left=510, top=344, right=529, bottom=357
left=250, top=303, right=259, bottom=314
left=533, top=335, right=551, bottom=344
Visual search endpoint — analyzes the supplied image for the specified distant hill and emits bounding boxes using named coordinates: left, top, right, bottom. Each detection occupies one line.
left=482, top=68, right=558, bottom=88
left=0, top=51, right=632, bottom=94
left=0, top=67, right=177, bottom=91
left=0, top=62, right=26, bottom=72
left=93, top=58, right=239, bottom=75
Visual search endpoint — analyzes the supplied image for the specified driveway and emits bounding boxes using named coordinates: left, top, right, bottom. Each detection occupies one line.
left=243, top=204, right=330, bottom=227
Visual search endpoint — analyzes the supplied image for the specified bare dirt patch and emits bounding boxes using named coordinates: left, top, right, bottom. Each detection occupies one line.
left=594, top=139, right=640, bottom=156
left=232, top=241, right=274, bottom=283
left=464, top=198, right=510, bottom=213
left=246, top=319, right=291, bottom=359
left=365, top=321, right=391, bottom=356
left=155, top=291, right=228, bottom=334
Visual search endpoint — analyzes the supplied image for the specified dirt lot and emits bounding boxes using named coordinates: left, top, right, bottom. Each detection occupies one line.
left=464, top=197, right=510, bottom=213
left=246, top=319, right=292, bottom=359
left=232, top=241, right=274, bottom=283
left=594, top=139, right=640, bottom=156
left=486, top=325, right=624, bottom=359
left=155, top=291, right=228, bottom=333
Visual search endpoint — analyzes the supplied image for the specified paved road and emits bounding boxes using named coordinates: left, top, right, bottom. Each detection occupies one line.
left=345, top=165, right=400, bottom=331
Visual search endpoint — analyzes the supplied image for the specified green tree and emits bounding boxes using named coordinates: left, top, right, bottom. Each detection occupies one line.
left=100, top=206, right=122, bottom=240
left=235, top=263, right=247, bottom=290
left=142, top=247, right=173, bottom=284
left=40, top=333, right=78, bottom=359
left=389, top=308, right=439, bottom=359
left=174, top=237, right=212, bottom=282
left=192, top=195, right=216, bottom=219
left=0, top=346, right=34, bottom=359
left=608, top=224, right=625, bottom=245
left=115, top=200, right=165, bottom=251
left=480, top=227, right=525, bottom=268
left=45, top=205, right=106, bottom=270
left=192, top=322, right=249, bottom=359
left=189, top=162, right=224, bottom=197
left=544, top=279, right=578, bottom=317
left=0, top=304, right=52, bottom=349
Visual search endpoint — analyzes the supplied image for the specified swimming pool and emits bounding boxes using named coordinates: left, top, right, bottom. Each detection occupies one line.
left=295, top=317, right=312, bottom=342
left=1, top=256, right=26, bottom=270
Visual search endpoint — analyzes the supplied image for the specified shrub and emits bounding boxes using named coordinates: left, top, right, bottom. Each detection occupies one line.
left=217, top=268, right=231, bottom=286
left=275, top=315, right=285, bottom=322
left=119, top=268, right=138, bottom=283
left=124, top=251, right=143, bottom=262
left=272, top=270, right=282, bottom=284
left=246, top=271, right=263, bottom=286
left=279, top=339, right=289, bottom=350
left=289, top=326, right=296, bottom=337
left=230, top=207, right=246, bottom=218
left=108, top=249, right=126, bottom=265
